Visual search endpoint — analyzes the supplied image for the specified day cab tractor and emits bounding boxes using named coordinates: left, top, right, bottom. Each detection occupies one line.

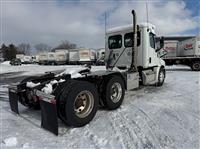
left=8, top=10, right=166, bottom=135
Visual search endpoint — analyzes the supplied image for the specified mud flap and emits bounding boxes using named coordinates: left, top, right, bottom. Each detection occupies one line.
left=35, top=90, right=58, bottom=135
left=8, top=87, right=19, bottom=114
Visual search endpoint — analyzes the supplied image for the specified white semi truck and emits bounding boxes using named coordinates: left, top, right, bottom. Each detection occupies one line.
left=8, top=10, right=165, bottom=135
left=163, top=36, right=200, bottom=71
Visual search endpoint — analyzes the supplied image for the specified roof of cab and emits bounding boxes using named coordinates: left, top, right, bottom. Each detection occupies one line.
left=106, top=22, right=155, bottom=34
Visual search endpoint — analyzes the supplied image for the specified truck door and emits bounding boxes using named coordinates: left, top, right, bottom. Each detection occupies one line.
left=107, top=34, right=132, bottom=68
left=148, top=32, right=159, bottom=67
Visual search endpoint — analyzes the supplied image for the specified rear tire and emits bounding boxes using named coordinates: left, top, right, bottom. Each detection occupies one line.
left=59, top=81, right=98, bottom=127
left=191, top=61, right=200, bottom=71
left=102, top=76, right=125, bottom=110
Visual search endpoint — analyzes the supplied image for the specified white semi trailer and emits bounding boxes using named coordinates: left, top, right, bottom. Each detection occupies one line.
left=69, top=49, right=79, bottom=64
left=8, top=10, right=166, bottom=135
left=38, top=53, right=48, bottom=65
left=16, top=54, right=25, bottom=60
left=38, top=52, right=56, bottom=65
left=163, top=36, right=200, bottom=71
left=55, top=49, right=69, bottom=65
left=78, top=48, right=96, bottom=65
left=47, top=52, right=56, bottom=65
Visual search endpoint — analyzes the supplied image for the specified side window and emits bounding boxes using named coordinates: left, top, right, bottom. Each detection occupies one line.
left=149, top=32, right=155, bottom=49
left=108, top=35, right=122, bottom=49
left=124, top=31, right=141, bottom=47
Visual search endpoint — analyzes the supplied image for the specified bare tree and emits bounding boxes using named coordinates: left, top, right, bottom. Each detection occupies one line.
left=54, top=40, right=77, bottom=50
left=34, top=43, right=51, bottom=53
left=17, top=43, right=31, bottom=54
left=1, top=44, right=17, bottom=60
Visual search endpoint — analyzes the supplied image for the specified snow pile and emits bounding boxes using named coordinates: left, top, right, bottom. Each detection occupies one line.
left=26, top=82, right=40, bottom=88
left=2, top=137, right=18, bottom=147
left=1, top=61, right=10, bottom=65
left=42, top=84, right=53, bottom=94
left=41, top=80, right=58, bottom=94
left=22, top=143, right=30, bottom=149
left=58, top=79, right=65, bottom=83
left=50, top=80, right=58, bottom=85
left=56, top=66, right=89, bottom=78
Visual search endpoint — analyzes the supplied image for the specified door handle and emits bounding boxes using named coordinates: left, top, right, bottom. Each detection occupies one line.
left=113, top=54, right=116, bottom=60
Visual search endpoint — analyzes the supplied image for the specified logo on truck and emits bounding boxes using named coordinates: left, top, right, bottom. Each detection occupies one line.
left=164, top=46, right=176, bottom=51
left=184, top=43, right=193, bottom=50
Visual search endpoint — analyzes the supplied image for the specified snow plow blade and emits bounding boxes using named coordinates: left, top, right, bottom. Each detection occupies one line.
left=8, top=87, right=19, bottom=114
left=35, top=90, right=58, bottom=135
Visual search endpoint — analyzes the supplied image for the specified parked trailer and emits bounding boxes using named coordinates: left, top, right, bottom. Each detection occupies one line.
left=69, top=49, right=79, bottom=64
left=32, top=55, right=40, bottom=64
left=8, top=10, right=166, bottom=135
left=55, top=49, right=69, bottom=65
left=16, top=54, right=25, bottom=60
left=163, top=41, right=178, bottom=58
left=38, top=53, right=48, bottom=65
left=47, top=52, right=56, bottom=65
left=163, top=36, right=200, bottom=71
left=78, top=48, right=96, bottom=65
left=22, top=56, right=32, bottom=64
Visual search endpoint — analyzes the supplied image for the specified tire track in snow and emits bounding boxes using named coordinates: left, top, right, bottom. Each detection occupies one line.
left=83, top=125, right=108, bottom=148
left=116, top=111, right=156, bottom=149
left=109, top=112, right=139, bottom=149
left=130, top=104, right=176, bottom=149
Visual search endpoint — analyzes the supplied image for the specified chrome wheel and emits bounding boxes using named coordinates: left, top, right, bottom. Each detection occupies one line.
left=159, top=71, right=165, bottom=83
left=74, top=91, right=94, bottom=118
left=193, top=63, right=200, bottom=70
left=110, top=82, right=122, bottom=103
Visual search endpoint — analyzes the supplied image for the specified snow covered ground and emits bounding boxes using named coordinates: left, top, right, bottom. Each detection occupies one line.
left=0, top=63, right=200, bottom=149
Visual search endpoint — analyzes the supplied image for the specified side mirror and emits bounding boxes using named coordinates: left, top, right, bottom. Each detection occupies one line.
left=160, top=37, right=164, bottom=49
left=156, top=37, right=164, bottom=52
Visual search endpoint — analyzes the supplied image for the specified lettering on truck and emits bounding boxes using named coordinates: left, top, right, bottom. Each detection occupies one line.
left=184, top=43, right=193, bottom=50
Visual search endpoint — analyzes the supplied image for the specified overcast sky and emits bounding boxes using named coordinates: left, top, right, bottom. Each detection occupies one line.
left=1, top=0, right=199, bottom=49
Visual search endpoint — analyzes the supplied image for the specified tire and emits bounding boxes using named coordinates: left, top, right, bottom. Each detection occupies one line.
left=156, top=67, right=165, bottom=86
left=102, top=76, right=125, bottom=110
left=20, top=76, right=40, bottom=109
left=191, top=61, right=200, bottom=71
left=59, top=81, right=98, bottom=127
left=56, top=80, right=78, bottom=121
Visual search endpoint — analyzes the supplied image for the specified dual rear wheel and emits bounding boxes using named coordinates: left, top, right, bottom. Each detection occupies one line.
left=58, top=76, right=125, bottom=127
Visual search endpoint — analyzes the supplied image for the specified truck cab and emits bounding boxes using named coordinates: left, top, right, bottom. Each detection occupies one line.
left=105, top=23, right=165, bottom=86
left=105, top=23, right=165, bottom=69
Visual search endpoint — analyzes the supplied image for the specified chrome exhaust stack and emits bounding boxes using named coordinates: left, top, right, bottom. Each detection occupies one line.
left=130, top=10, right=138, bottom=72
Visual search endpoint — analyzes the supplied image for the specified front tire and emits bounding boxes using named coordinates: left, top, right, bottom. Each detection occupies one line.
left=156, top=67, right=165, bottom=86
left=59, top=81, right=99, bottom=127
left=102, top=76, right=125, bottom=110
